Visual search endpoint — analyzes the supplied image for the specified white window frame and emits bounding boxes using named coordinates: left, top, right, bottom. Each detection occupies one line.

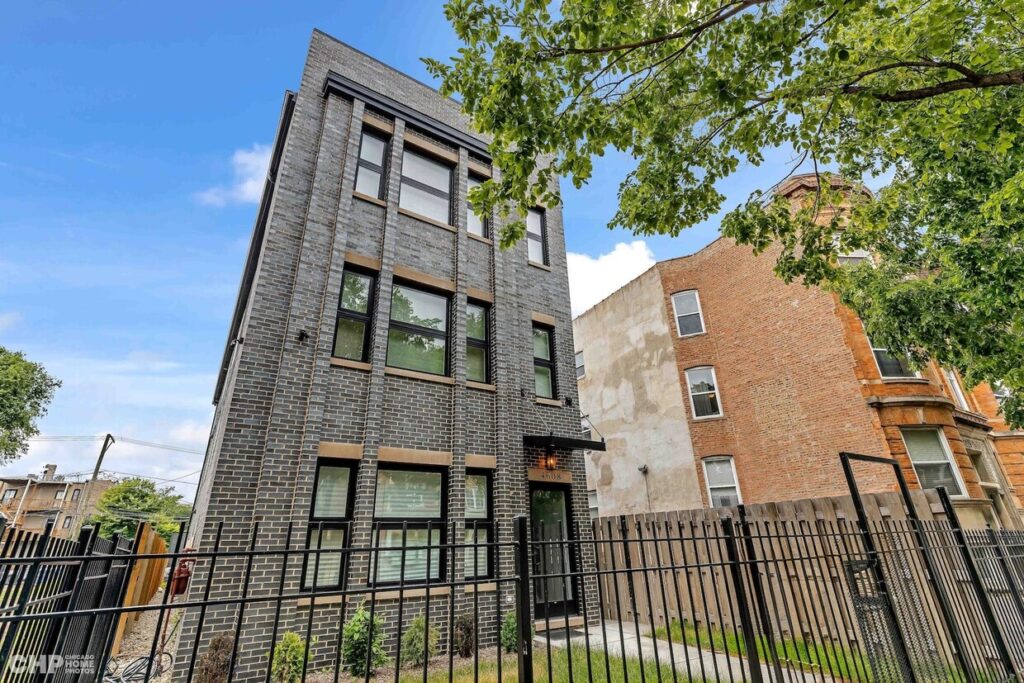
left=900, top=427, right=968, bottom=499
left=869, top=340, right=920, bottom=380
left=702, top=456, right=742, bottom=507
left=574, top=350, right=585, bottom=379
left=944, top=369, right=969, bottom=410
left=685, top=366, right=723, bottom=420
left=670, top=290, right=706, bottom=338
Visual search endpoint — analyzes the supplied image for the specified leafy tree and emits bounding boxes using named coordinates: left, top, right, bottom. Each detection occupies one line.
left=88, top=478, right=191, bottom=543
left=426, top=0, right=1024, bottom=425
left=0, top=346, right=60, bottom=464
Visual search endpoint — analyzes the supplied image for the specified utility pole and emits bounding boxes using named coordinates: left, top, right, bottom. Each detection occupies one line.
left=74, top=434, right=114, bottom=533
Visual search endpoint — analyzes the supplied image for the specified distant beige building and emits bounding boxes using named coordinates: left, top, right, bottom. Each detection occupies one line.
left=0, top=464, right=115, bottom=537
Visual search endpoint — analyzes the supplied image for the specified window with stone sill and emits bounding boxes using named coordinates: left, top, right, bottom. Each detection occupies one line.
left=303, top=460, right=356, bottom=590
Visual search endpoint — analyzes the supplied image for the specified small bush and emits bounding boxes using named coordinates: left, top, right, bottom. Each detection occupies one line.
left=400, top=614, right=439, bottom=667
left=271, top=631, right=315, bottom=683
left=500, top=611, right=518, bottom=653
left=452, top=613, right=476, bottom=658
left=194, top=633, right=233, bottom=683
left=342, top=604, right=388, bottom=676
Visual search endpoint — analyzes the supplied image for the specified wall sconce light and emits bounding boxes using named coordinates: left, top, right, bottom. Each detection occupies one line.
left=544, top=445, right=558, bottom=470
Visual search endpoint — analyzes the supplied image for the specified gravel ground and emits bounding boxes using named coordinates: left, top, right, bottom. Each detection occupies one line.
left=105, top=590, right=182, bottom=682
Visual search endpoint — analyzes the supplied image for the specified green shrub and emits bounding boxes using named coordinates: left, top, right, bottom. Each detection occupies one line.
left=194, top=633, right=233, bottom=683
left=342, top=604, right=388, bottom=676
left=400, top=614, right=439, bottom=667
left=452, top=613, right=476, bottom=658
left=271, top=632, right=315, bottom=683
left=500, top=611, right=518, bottom=653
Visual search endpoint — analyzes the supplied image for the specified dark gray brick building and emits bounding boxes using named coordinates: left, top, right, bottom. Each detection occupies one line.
left=177, top=30, right=600, bottom=678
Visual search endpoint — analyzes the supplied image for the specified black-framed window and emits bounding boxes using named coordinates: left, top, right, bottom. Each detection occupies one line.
left=466, top=175, right=488, bottom=238
left=466, top=302, right=490, bottom=383
left=303, top=460, right=357, bottom=590
left=463, top=470, right=493, bottom=579
left=333, top=268, right=376, bottom=362
left=372, top=466, right=447, bottom=584
left=71, top=488, right=80, bottom=502
left=354, top=130, right=389, bottom=199
left=62, top=516, right=72, bottom=529
left=386, top=283, right=449, bottom=376
left=533, top=324, right=556, bottom=399
left=399, top=148, right=453, bottom=225
left=526, top=208, right=548, bottom=265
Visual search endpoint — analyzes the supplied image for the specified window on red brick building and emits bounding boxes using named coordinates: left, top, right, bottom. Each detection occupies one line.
left=671, top=290, right=705, bottom=337
left=686, top=366, right=722, bottom=418
left=901, top=428, right=965, bottom=497
left=703, top=456, right=741, bottom=507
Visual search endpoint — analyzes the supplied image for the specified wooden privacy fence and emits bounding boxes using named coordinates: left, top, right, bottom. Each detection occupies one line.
left=591, top=489, right=1024, bottom=680
left=110, top=522, right=168, bottom=656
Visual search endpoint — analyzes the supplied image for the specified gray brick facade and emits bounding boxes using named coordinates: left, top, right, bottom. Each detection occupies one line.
left=177, top=30, right=596, bottom=679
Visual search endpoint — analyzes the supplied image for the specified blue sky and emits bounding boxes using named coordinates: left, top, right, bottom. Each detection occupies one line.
left=0, top=1, right=799, bottom=500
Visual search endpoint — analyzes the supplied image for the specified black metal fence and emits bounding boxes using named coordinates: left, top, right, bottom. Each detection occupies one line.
left=1, top=494, right=1023, bottom=682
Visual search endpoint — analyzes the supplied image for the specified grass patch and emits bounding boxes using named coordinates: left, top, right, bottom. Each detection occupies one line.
left=322, top=645, right=683, bottom=682
left=652, top=619, right=873, bottom=682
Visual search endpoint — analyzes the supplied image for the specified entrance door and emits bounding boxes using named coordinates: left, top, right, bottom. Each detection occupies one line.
left=530, top=485, right=577, bottom=618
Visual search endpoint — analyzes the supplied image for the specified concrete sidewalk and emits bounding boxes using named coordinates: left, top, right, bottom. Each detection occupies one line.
left=535, top=619, right=825, bottom=682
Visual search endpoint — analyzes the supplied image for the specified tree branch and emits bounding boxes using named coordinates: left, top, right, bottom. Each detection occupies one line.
left=848, top=68, right=1024, bottom=102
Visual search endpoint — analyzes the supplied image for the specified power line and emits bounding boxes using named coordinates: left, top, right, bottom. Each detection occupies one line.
left=98, top=470, right=201, bottom=486
left=28, top=434, right=205, bottom=455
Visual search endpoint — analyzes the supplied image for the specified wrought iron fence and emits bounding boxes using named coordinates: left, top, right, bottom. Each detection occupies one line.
left=0, top=495, right=1022, bottom=682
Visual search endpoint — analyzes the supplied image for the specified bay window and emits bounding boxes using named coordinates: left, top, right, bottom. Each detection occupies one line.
left=386, top=284, right=449, bottom=376
left=902, top=428, right=965, bottom=497
left=372, top=467, right=446, bottom=584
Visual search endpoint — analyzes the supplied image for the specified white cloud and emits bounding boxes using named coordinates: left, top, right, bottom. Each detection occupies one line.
left=196, top=144, right=271, bottom=206
left=169, top=418, right=212, bottom=446
left=0, top=312, right=22, bottom=333
left=567, top=241, right=656, bottom=317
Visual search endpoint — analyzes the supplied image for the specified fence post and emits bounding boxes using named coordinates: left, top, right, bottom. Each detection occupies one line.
left=0, top=520, right=56, bottom=668
left=737, top=506, right=784, bottom=681
left=514, top=515, right=534, bottom=683
left=936, top=487, right=1017, bottom=679
left=722, top=517, right=763, bottom=683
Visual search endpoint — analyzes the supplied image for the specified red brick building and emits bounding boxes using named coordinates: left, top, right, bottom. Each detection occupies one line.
left=574, top=175, right=1022, bottom=529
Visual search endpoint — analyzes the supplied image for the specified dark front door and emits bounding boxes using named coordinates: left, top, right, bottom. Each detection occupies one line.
left=530, top=484, right=577, bottom=618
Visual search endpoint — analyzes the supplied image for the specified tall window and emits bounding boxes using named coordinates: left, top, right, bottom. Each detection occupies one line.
left=574, top=351, right=585, bottom=379
left=703, top=457, right=741, bottom=507
left=304, top=461, right=356, bottom=589
left=464, top=471, right=492, bottom=579
left=686, top=366, right=722, bottom=418
left=354, top=130, right=388, bottom=199
left=533, top=324, right=556, bottom=399
left=466, top=302, right=490, bottom=383
left=71, top=488, right=80, bottom=502
left=993, top=381, right=1012, bottom=407
left=671, top=290, right=705, bottom=336
left=902, top=428, right=964, bottom=496
left=1, top=490, right=16, bottom=503
left=399, top=149, right=452, bottom=224
left=373, top=467, right=446, bottom=584
left=870, top=339, right=916, bottom=378
left=386, top=284, right=449, bottom=376
left=62, top=516, right=72, bottom=529
left=526, top=208, right=548, bottom=265
left=466, top=175, right=488, bottom=238
left=333, top=268, right=376, bottom=362
left=945, top=369, right=969, bottom=410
